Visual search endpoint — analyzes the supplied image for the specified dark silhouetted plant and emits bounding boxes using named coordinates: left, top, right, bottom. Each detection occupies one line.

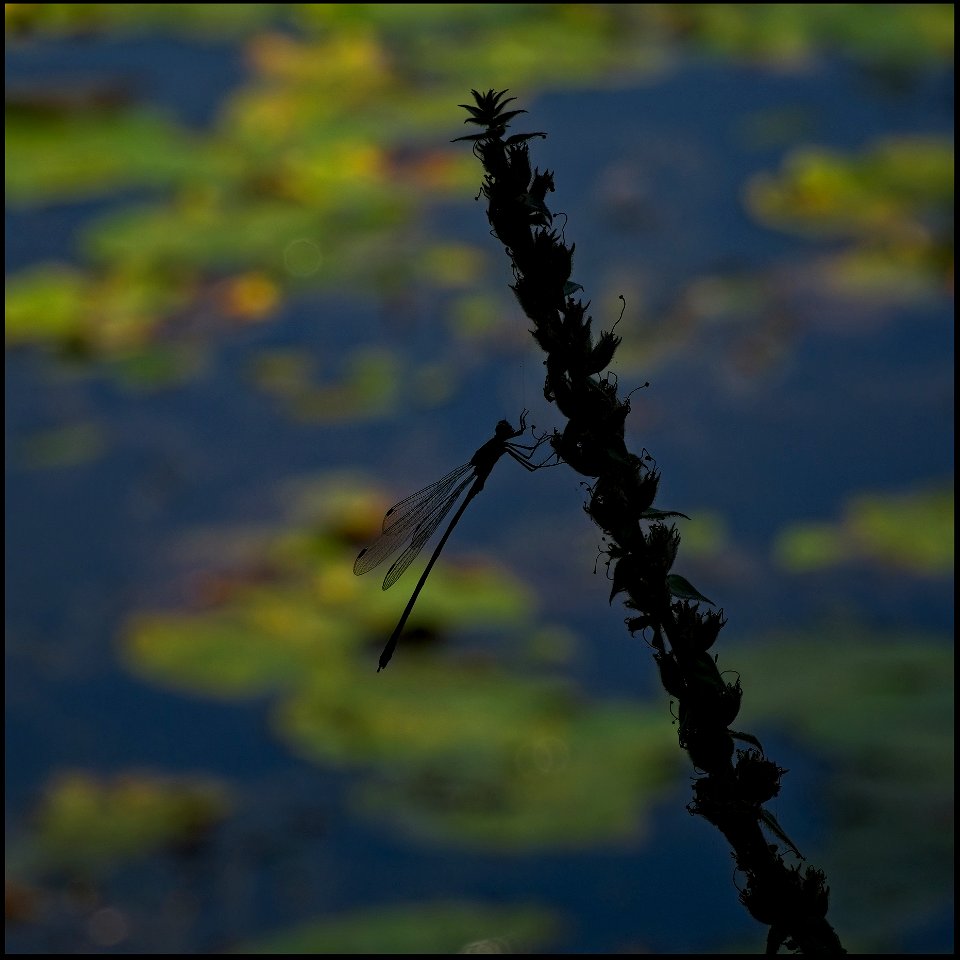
left=455, top=88, right=846, bottom=956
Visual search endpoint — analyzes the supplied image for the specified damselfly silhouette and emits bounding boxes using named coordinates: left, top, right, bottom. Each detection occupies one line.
left=355, top=412, right=547, bottom=671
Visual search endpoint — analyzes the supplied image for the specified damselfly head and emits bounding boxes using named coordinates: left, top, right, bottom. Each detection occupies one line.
left=494, top=410, right=529, bottom=439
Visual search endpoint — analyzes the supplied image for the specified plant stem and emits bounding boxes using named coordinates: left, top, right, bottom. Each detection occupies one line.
left=455, top=87, right=846, bottom=955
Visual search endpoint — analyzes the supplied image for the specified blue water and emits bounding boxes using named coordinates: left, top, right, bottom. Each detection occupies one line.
left=5, top=32, right=954, bottom=956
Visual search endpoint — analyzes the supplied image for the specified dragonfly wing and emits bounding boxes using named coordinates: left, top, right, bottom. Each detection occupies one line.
left=379, top=463, right=473, bottom=536
left=353, top=463, right=473, bottom=576
left=380, top=472, right=475, bottom=589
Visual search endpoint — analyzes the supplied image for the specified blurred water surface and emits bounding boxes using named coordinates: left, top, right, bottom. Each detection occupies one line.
left=5, top=6, right=953, bottom=955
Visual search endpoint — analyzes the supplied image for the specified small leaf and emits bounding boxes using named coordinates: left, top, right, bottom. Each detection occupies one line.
left=494, top=109, right=528, bottom=125
left=506, top=133, right=548, bottom=145
left=640, top=508, right=691, bottom=521
left=563, top=281, right=583, bottom=297
left=729, top=729, right=765, bottom=753
left=666, top=575, right=714, bottom=606
left=760, top=810, right=805, bottom=860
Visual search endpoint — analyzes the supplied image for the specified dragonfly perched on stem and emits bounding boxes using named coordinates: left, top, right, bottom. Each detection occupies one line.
left=355, top=411, right=549, bottom=671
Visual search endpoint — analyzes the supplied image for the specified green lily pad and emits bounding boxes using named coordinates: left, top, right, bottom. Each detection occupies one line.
left=349, top=700, right=680, bottom=850
left=5, top=109, right=206, bottom=204
left=21, top=772, right=230, bottom=877
left=746, top=136, right=953, bottom=298
left=774, top=484, right=954, bottom=575
left=232, top=900, right=559, bottom=955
